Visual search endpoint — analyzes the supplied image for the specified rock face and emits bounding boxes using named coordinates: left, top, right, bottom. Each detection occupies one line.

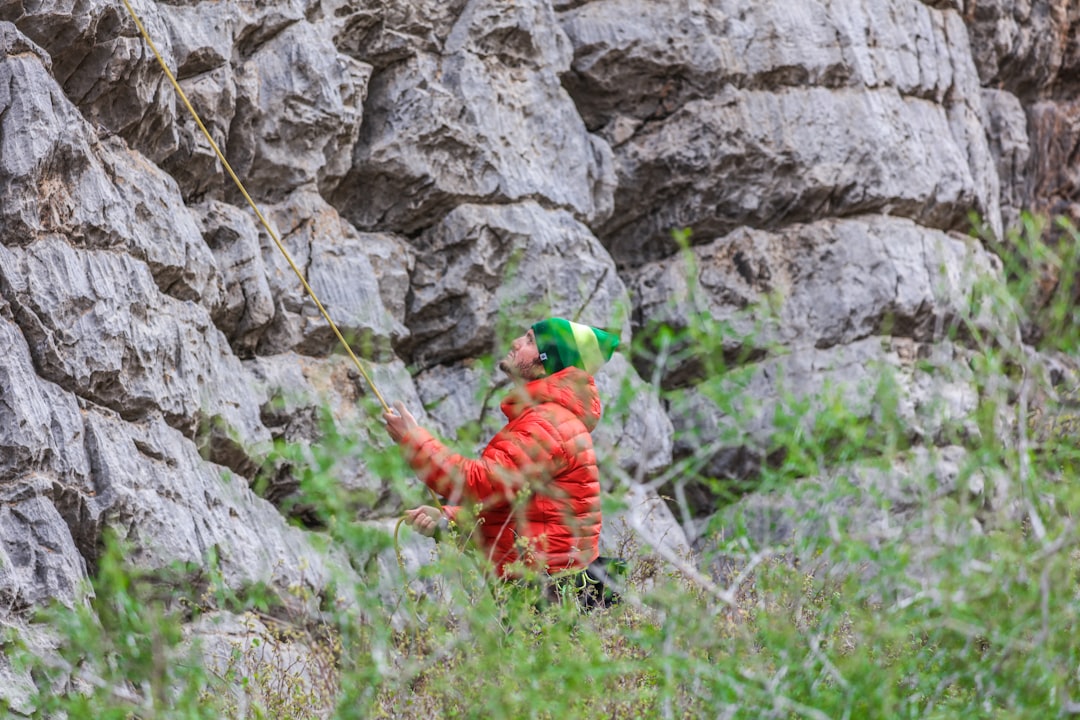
left=700, top=444, right=993, bottom=592
left=329, top=0, right=614, bottom=232
left=560, top=0, right=1004, bottom=265
left=629, top=216, right=1000, bottom=386
left=962, top=1, right=1080, bottom=226
left=0, top=0, right=1074, bottom=707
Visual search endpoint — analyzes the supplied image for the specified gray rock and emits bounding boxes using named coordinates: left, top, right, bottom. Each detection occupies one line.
left=961, top=0, right=1078, bottom=96
left=599, top=86, right=993, bottom=267
left=162, top=65, right=238, bottom=201
left=0, top=621, right=60, bottom=716
left=0, top=20, right=49, bottom=68
left=364, top=357, right=432, bottom=424
left=981, top=89, right=1031, bottom=233
left=159, top=0, right=368, bottom=201
left=1, top=0, right=179, bottom=162
left=329, top=0, right=468, bottom=68
left=0, top=300, right=106, bottom=558
left=227, top=22, right=371, bottom=202
left=414, top=361, right=505, bottom=446
left=699, top=445, right=988, bottom=590
left=156, top=0, right=237, bottom=197
left=593, top=353, right=674, bottom=478
left=84, top=408, right=339, bottom=610
left=629, top=216, right=1002, bottom=386
left=944, top=76, right=1005, bottom=241
left=665, top=337, right=981, bottom=488
left=96, top=136, right=223, bottom=306
left=553, top=0, right=593, bottom=10
left=1026, top=98, right=1080, bottom=222
left=195, top=200, right=276, bottom=356
left=559, top=0, right=973, bottom=130
left=0, top=238, right=268, bottom=477
left=158, top=1, right=233, bottom=78
left=0, top=33, right=220, bottom=305
left=0, top=28, right=112, bottom=245
left=0, top=476, right=88, bottom=614
left=254, top=189, right=410, bottom=359
left=0, top=643, right=34, bottom=715
left=558, top=0, right=1007, bottom=263
left=335, top=0, right=574, bottom=70
left=245, top=352, right=426, bottom=516
left=600, top=483, right=690, bottom=563
left=155, top=0, right=337, bottom=202
left=0, top=301, right=90, bottom=486
left=330, top=4, right=614, bottom=233
left=403, top=201, right=629, bottom=368
left=246, top=353, right=328, bottom=444
left=232, top=0, right=314, bottom=57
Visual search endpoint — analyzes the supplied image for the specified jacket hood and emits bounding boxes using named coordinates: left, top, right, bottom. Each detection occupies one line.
left=501, top=367, right=602, bottom=431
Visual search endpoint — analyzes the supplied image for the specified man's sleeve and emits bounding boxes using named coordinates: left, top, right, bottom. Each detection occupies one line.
left=400, top=420, right=562, bottom=508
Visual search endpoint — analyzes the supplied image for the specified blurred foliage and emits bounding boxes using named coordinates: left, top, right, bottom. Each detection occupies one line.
left=5, top=217, right=1080, bottom=719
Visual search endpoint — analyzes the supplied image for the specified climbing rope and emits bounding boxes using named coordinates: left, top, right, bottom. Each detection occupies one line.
left=118, top=0, right=390, bottom=413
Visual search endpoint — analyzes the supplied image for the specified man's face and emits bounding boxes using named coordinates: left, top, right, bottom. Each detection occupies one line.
left=499, top=328, right=546, bottom=381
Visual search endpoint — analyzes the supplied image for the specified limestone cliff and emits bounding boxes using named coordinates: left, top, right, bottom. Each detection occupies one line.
left=0, top=0, right=1076, bottom=709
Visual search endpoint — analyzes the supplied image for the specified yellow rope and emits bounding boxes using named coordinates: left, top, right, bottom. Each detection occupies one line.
left=119, top=0, right=390, bottom=413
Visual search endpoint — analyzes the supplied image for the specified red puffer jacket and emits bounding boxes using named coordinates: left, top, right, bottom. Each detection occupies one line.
left=400, top=367, right=603, bottom=577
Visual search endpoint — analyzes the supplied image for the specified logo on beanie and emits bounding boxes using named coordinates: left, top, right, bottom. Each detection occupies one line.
left=531, top=318, right=619, bottom=375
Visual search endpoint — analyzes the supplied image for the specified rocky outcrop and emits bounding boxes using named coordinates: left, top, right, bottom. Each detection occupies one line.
left=1027, top=99, right=1080, bottom=222
left=629, top=215, right=1001, bottom=386
left=963, top=1, right=1080, bottom=226
left=255, top=190, right=410, bottom=358
left=559, top=0, right=1003, bottom=265
left=963, top=0, right=1079, bottom=100
left=0, top=0, right=180, bottom=163
left=665, top=336, right=981, bottom=491
left=329, top=0, right=614, bottom=233
left=699, top=445, right=992, bottom=582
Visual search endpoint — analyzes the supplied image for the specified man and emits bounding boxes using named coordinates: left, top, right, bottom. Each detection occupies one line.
left=383, top=317, right=619, bottom=581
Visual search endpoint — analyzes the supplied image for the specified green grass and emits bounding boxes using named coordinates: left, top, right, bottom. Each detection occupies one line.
left=6, top=215, right=1080, bottom=719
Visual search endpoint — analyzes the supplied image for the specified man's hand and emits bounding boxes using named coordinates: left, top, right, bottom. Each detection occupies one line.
left=403, top=505, right=443, bottom=538
left=384, top=400, right=419, bottom=443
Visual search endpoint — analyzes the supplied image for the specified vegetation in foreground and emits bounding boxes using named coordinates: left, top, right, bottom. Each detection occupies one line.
left=5, top=215, right=1080, bottom=719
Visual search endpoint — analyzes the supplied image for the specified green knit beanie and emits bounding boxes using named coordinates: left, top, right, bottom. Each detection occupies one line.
left=531, top=318, right=620, bottom=376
